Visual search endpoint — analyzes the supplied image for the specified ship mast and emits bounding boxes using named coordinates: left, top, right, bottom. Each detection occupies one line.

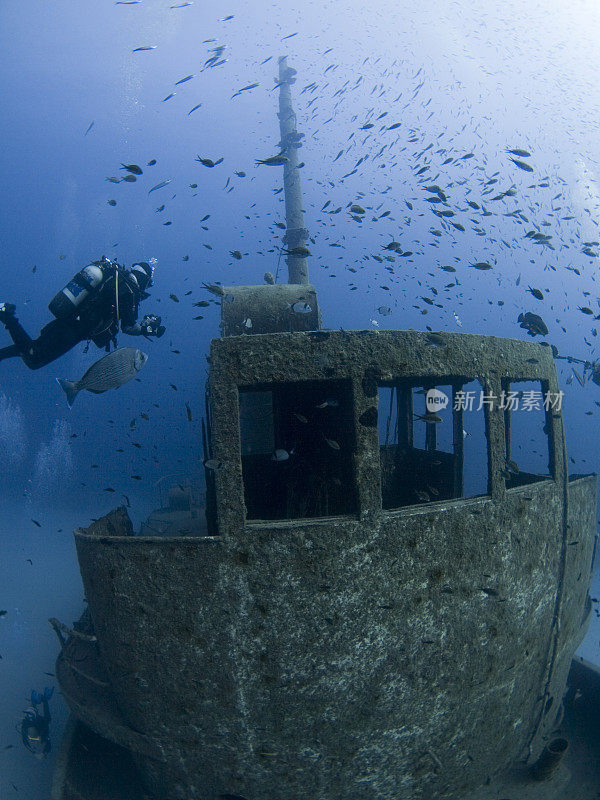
left=277, top=56, right=309, bottom=285
left=218, top=57, right=319, bottom=337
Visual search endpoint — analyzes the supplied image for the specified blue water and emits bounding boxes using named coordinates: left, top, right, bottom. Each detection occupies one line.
left=2, top=0, right=600, bottom=796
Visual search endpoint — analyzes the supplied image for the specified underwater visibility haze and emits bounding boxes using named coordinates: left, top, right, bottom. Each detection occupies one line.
left=1, top=0, right=600, bottom=797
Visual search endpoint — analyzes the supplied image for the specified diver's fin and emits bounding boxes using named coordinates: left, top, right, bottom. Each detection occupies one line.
left=56, top=378, right=79, bottom=407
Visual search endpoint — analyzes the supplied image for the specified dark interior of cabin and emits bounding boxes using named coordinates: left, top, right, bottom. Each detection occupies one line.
left=238, top=379, right=359, bottom=520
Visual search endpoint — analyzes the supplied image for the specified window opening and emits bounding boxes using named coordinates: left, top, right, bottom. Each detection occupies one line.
left=239, top=380, right=358, bottom=520
left=378, top=378, right=488, bottom=509
left=502, top=379, right=554, bottom=487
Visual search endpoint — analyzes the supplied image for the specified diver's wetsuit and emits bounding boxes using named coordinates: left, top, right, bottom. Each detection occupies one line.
left=0, top=269, right=144, bottom=370
left=21, top=689, right=52, bottom=758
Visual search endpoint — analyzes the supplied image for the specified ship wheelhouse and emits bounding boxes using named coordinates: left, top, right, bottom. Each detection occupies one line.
left=52, top=328, right=596, bottom=800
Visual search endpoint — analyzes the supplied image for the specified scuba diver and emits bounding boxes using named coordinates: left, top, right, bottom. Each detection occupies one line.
left=0, top=257, right=165, bottom=370
left=20, top=686, right=54, bottom=759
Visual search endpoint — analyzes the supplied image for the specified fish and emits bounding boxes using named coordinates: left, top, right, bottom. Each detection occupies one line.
left=283, top=245, right=311, bottom=257
left=175, top=74, right=194, bottom=85
left=507, top=147, right=531, bottom=157
left=256, top=155, right=288, bottom=166
left=204, top=459, right=223, bottom=470
left=231, top=82, right=259, bottom=98
left=107, top=199, right=117, bottom=206
left=132, top=46, right=157, bottom=52
left=383, top=240, right=402, bottom=252
left=196, top=156, right=223, bottom=167
left=203, top=282, right=226, bottom=296
left=84, top=121, right=95, bottom=135
left=510, top=158, right=533, bottom=172
left=188, top=104, right=202, bottom=115
left=377, top=306, right=391, bottom=315
left=517, top=312, right=548, bottom=337
left=316, top=399, right=339, bottom=408
left=121, top=174, right=137, bottom=182
left=527, top=286, right=544, bottom=300
left=350, top=204, right=365, bottom=214
left=148, top=179, right=172, bottom=195
left=426, top=332, right=446, bottom=347
left=169, top=294, right=180, bottom=302
left=287, top=301, right=312, bottom=314
left=470, top=262, right=493, bottom=270
left=235, top=170, right=246, bottom=177
left=162, top=93, right=176, bottom=102
left=56, top=348, right=148, bottom=407
left=230, top=250, right=242, bottom=259
left=147, top=159, right=157, bottom=165
left=121, top=163, right=143, bottom=174
left=572, top=368, right=585, bottom=387
left=414, top=412, right=443, bottom=424
left=185, top=403, right=192, bottom=421
left=0, top=609, right=7, bottom=616
left=271, top=448, right=291, bottom=461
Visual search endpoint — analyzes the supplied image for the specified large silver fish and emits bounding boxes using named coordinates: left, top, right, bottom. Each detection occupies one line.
left=57, top=347, right=148, bottom=407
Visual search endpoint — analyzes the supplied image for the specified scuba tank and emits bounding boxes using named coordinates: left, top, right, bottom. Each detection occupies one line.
left=48, top=259, right=111, bottom=319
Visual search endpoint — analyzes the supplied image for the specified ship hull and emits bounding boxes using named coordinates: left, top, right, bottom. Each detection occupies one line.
left=51, top=656, right=600, bottom=800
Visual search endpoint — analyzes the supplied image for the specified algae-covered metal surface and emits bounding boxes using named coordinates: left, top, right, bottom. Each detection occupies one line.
left=62, top=330, right=596, bottom=800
